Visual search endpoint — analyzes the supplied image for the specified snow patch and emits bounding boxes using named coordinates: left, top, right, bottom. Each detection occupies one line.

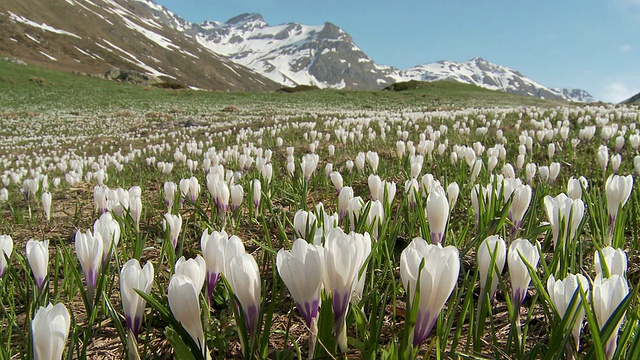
left=69, top=0, right=114, bottom=25
left=9, top=11, right=82, bottom=39
left=133, top=0, right=165, bottom=12
left=120, top=16, right=177, bottom=50
left=95, top=42, right=114, bottom=52
left=25, top=33, right=40, bottom=43
left=179, top=49, right=199, bottom=59
left=102, top=39, right=175, bottom=79
left=39, top=51, right=58, bottom=61
left=74, top=46, right=95, bottom=59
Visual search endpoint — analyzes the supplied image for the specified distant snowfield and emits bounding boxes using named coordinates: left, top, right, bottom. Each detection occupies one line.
left=8, top=11, right=82, bottom=39
left=195, top=18, right=326, bottom=88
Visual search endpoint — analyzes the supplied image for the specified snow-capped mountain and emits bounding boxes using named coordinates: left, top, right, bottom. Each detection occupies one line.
left=553, top=88, right=597, bottom=103
left=172, top=13, right=593, bottom=101
left=0, top=0, right=278, bottom=91
left=185, top=13, right=397, bottom=90
left=394, top=58, right=597, bottom=102
left=0, top=0, right=596, bottom=101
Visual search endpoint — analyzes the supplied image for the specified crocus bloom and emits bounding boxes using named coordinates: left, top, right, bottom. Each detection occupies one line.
left=347, top=197, right=364, bottom=232
left=510, top=184, right=532, bottom=232
left=366, top=200, right=384, bottom=240
left=120, top=259, right=154, bottom=336
left=188, top=176, right=200, bottom=202
left=380, top=180, right=397, bottom=206
left=22, top=178, right=38, bottom=201
left=164, top=181, right=177, bottom=209
left=567, top=177, right=583, bottom=200
left=597, top=145, right=609, bottom=172
left=508, top=238, right=540, bottom=308
left=168, top=274, right=205, bottom=353
left=163, top=213, right=182, bottom=249
left=0, top=234, right=13, bottom=277
left=477, top=235, right=506, bottom=300
left=293, top=209, right=317, bottom=241
left=611, top=154, right=622, bottom=174
left=400, top=237, right=459, bottom=348
left=345, top=160, right=354, bottom=173
left=330, top=171, right=343, bottom=193
left=75, top=230, right=103, bottom=305
left=594, top=247, right=627, bottom=278
left=547, top=273, right=589, bottom=353
left=175, top=255, right=206, bottom=296
left=262, top=163, right=273, bottom=186
left=201, top=229, right=227, bottom=304
left=227, top=253, right=262, bottom=336
left=549, top=162, right=561, bottom=184
left=325, top=163, right=333, bottom=178
left=26, top=239, right=49, bottom=290
left=525, top=163, right=536, bottom=184
left=338, top=186, right=354, bottom=221
left=368, top=174, right=382, bottom=201
left=605, top=174, right=634, bottom=226
left=216, top=181, right=230, bottom=214
left=276, top=239, right=324, bottom=328
left=593, top=274, right=629, bottom=360
left=539, top=166, right=550, bottom=183
left=287, top=161, right=295, bottom=177
left=93, top=186, right=109, bottom=214
left=470, top=159, right=483, bottom=184
left=31, top=303, right=71, bottom=360
left=93, top=212, right=120, bottom=262
left=41, top=192, right=52, bottom=221
left=396, top=141, right=406, bottom=158
left=405, top=179, right=419, bottom=209
left=355, top=152, right=366, bottom=173
left=251, top=179, right=261, bottom=209
left=217, top=234, right=246, bottom=277
left=447, top=182, right=459, bottom=211
left=324, top=228, right=371, bottom=351
left=426, top=186, right=449, bottom=244
left=300, top=153, right=320, bottom=182
left=179, top=178, right=190, bottom=206
left=366, top=151, right=379, bottom=174
left=544, top=194, right=585, bottom=249
left=230, top=184, right=243, bottom=213
left=129, top=196, right=142, bottom=229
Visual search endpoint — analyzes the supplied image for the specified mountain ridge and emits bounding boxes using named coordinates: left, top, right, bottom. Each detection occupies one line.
left=0, top=0, right=596, bottom=101
left=167, top=11, right=595, bottom=101
left=0, top=0, right=279, bottom=91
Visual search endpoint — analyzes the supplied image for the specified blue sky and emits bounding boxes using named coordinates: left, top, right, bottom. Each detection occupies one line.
left=154, top=0, right=640, bottom=102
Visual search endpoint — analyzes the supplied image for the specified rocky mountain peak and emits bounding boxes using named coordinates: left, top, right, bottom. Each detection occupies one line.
left=225, top=13, right=266, bottom=28
left=317, top=22, right=345, bottom=40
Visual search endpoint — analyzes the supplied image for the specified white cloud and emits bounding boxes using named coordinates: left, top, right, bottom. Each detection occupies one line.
left=620, top=44, right=633, bottom=52
left=601, top=81, right=640, bottom=103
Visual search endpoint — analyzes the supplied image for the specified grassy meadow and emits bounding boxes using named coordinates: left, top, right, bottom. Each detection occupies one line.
left=0, top=58, right=639, bottom=359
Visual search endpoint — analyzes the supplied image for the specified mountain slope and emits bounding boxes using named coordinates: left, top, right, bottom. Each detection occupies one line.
left=170, top=13, right=593, bottom=101
left=0, top=0, right=278, bottom=91
left=184, top=13, right=397, bottom=90
left=621, top=92, right=640, bottom=104
left=394, top=58, right=596, bottom=102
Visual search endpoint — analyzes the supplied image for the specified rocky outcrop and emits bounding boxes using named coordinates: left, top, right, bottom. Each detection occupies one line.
left=104, top=67, right=162, bottom=86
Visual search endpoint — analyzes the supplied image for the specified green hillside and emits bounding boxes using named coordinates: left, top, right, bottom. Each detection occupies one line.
left=0, top=58, right=559, bottom=113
